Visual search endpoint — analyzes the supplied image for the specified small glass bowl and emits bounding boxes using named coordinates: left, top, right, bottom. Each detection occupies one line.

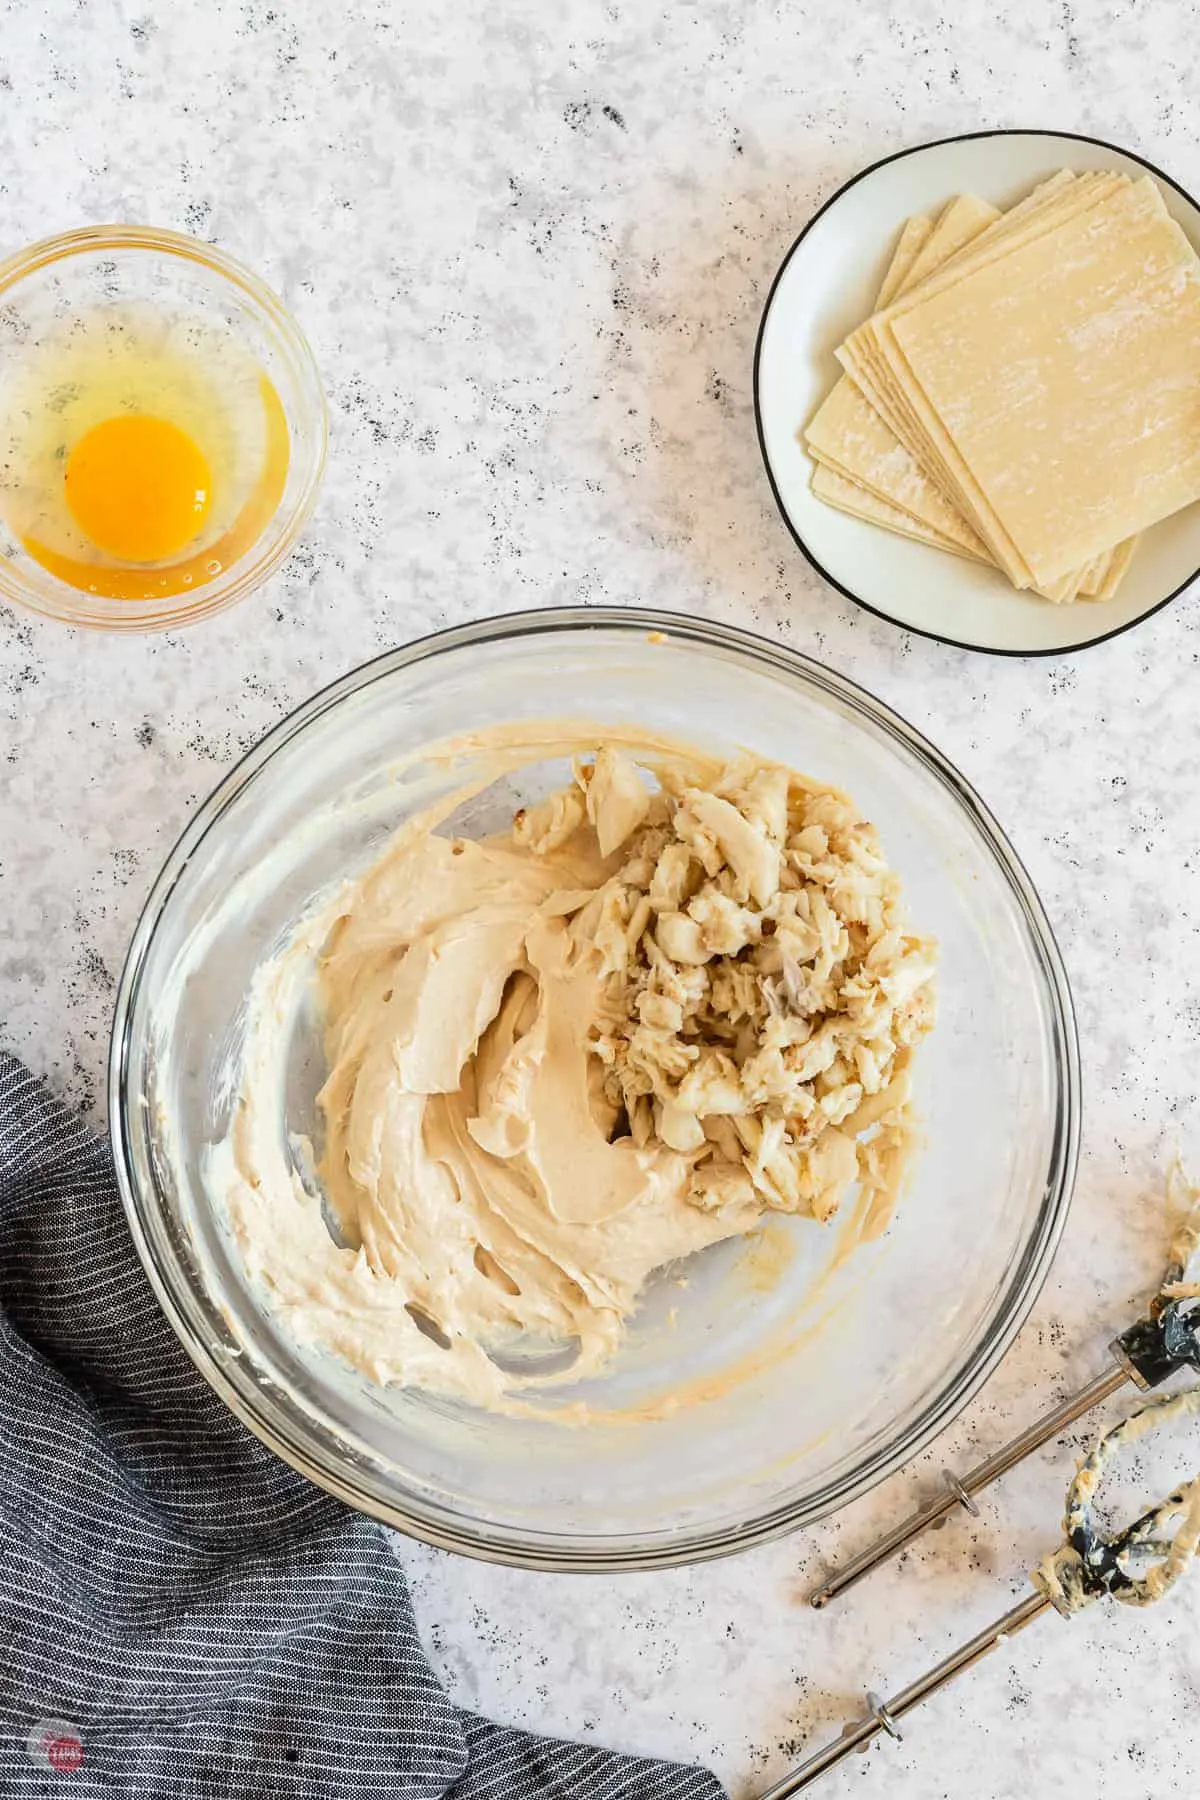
left=0, top=226, right=327, bottom=631
left=110, top=610, right=1080, bottom=1571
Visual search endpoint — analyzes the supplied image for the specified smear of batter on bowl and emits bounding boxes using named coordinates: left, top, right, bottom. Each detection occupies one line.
left=211, top=723, right=937, bottom=1413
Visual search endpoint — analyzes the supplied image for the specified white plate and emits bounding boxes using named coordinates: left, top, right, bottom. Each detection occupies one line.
left=755, top=130, right=1200, bottom=656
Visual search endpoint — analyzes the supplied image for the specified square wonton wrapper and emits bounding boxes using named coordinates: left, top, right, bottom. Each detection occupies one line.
left=886, top=175, right=1200, bottom=587
left=809, top=179, right=1135, bottom=598
left=838, top=173, right=1126, bottom=594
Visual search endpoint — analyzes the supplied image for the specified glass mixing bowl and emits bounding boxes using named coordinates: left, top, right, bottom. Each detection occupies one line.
left=110, top=609, right=1079, bottom=1570
left=0, top=226, right=326, bottom=630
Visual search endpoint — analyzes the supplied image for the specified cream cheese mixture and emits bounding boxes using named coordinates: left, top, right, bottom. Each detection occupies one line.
left=210, top=724, right=937, bottom=1413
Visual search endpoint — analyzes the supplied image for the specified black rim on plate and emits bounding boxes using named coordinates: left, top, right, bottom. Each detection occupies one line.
left=752, top=127, right=1200, bottom=659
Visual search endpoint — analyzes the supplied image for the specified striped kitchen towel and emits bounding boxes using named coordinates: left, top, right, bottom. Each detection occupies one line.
left=0, top=1052, right=724, bottom=1799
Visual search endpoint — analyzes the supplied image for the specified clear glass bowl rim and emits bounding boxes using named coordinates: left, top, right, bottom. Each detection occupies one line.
left=0, top=223, right=328, bottom=631
left=108, top=606, right=1081, bottom=1571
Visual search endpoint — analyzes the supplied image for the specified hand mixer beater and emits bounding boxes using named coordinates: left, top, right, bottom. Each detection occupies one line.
left=758, top=1177, right=1200, bottom=1795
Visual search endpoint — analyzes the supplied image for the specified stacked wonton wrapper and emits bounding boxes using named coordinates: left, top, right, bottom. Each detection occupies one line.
left=805, top=171, right=1200, bottom=604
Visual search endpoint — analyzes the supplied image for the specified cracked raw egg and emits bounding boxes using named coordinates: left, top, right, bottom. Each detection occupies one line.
left=0, top=303, right=289, bottom=600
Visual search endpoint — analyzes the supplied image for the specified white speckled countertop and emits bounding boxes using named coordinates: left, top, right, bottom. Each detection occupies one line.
left=3, top=2, right=1200, bottom=1794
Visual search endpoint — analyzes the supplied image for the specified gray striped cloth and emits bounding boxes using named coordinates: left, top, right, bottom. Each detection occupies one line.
left=0, top=1052, right=726, bottom=1799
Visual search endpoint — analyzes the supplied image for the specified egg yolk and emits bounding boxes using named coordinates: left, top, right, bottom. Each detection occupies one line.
left=64, top=414, right=212, bottom=562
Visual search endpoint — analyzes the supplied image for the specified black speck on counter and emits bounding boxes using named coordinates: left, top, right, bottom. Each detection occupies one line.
left=186, top=728, right=239, bottom=763
left=70, top=1052, right=97, bottom=1117
left=563, top=100, right=626, bottom=133
left=1061, top=0, right=1080, bottom=63
left=77, top=945, right=113, bottom=994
